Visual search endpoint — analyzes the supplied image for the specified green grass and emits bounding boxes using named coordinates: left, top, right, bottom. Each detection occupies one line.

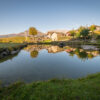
left=0, top=73, right=100, bottom=100
left=0, top=43, right=26, bottom=57
left=0, top=43, right=26, bottom=52
left=40, top=39, right=52, bottom=43
left=0, top=43, right=25, bottom=48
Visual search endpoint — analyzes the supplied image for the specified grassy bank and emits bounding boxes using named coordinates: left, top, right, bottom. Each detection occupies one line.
left=0, top=73, right=100, bottom=100
left=0, top=43, right=27, bottom=52
left=0, top=43, right=27, bottom=59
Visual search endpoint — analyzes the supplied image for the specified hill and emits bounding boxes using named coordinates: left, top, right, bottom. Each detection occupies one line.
left=0, top=30, right=44, bottom=38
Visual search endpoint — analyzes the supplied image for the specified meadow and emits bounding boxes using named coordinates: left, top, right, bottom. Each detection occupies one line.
left=0, top=73, right=100, bottom=100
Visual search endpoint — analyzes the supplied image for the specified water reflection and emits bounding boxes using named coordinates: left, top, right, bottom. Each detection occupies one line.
left=0, top=45, right=100, bottom=85
left=65, top=46, right=100, bottom=60
left=0, top=45, right=100, bottom=63
left=24, top=45, right=100, bottom=60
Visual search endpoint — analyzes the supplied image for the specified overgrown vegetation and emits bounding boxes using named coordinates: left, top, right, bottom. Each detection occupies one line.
left=0, top=73, right=100, bottom=100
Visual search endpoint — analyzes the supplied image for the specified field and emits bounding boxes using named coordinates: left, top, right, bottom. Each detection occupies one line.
left=0, top=73, right=100, bottom=100
left=0, top=37, right=26, bottom=43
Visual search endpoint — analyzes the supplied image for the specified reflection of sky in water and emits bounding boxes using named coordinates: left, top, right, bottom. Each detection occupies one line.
left=0, top=45, right=100, bottom=85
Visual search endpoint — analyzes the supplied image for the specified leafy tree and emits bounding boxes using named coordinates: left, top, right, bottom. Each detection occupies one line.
left=89, top=25, right=96, bottom=38
left=90, top=25, right=96, bottom=33
left=69, top=30, right=76, bottom=38
left=78, top=26, right=90, bottom=40
left=29, top=27, right=38, bottom=36
left=75, top=32, right=81, bottom=38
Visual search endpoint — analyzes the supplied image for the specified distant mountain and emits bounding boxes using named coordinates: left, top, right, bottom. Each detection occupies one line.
left=0, top=29, right=69, bottom=38
left=0, top=30, right=44, bottom=38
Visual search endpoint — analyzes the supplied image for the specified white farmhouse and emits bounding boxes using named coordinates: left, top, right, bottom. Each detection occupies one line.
left=51, top=33, right=58, bottom=41
left=47, top=30, right=69, bottom=41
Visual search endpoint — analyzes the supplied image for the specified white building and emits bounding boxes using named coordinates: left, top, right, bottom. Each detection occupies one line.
left=51, top=33, right=58, bottom=41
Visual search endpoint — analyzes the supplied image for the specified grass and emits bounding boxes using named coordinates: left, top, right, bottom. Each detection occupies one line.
left=0, top=36, right=52, bottom=43
left=0, top=43, right=25, bottom=48
left=0, top=43, right=26, bottom=52
left=40, top=39, right=52, bottom=43
left=0, top=43, right=26, bottom=59
left=0, top=73, right=100, bottom=100
left=0, top=37, right=26, bottom=43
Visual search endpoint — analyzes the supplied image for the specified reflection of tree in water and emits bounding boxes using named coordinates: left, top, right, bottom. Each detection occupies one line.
left=68, top=51, right=75, bottom=57
left=76, top=51, right=88, bottom=60
left=30, top=50, right=38, bottom=58
left=25, top=45, right=100, bottom=60
left=66, top=47, right=100, bottom=60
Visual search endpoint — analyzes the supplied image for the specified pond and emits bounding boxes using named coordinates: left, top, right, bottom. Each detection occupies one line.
left=0, top=45, right=100, bottom=85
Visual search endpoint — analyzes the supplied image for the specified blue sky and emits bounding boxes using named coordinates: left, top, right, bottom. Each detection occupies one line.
left=0, top=0, right=100, bottom=34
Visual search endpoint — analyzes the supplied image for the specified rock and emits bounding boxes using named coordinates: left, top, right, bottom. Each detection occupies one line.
left=11, top=50, right=19, bottom=55
left=0, top=52, right=8, bottom=57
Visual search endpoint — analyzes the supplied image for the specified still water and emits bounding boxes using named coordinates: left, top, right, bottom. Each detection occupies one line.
left=0, top=45, right=100, bottom=85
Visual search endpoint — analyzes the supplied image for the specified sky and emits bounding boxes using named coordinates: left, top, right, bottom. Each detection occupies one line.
left=0, top=0, right=100, bottom=35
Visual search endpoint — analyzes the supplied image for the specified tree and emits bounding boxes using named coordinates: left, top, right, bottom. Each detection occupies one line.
left=29, top=27, right=38, bottom=36
left=75, top=32, right=81, bottom=38
left=89, top=25, right=96, bottom=38
left=78, top=26, right=90, bottom=40
left=90, top=25, right=96, bottom=33
left=69, top=30, right=76, bottom=38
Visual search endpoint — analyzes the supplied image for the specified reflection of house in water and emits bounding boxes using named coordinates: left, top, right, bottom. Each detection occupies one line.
left=24, top=45, right=100, bottom=59
left=47, top=46, right=63, bottom=53
left=24, top=45, right=49, bottom=52
left=24, top=45, right=64, bottom=53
